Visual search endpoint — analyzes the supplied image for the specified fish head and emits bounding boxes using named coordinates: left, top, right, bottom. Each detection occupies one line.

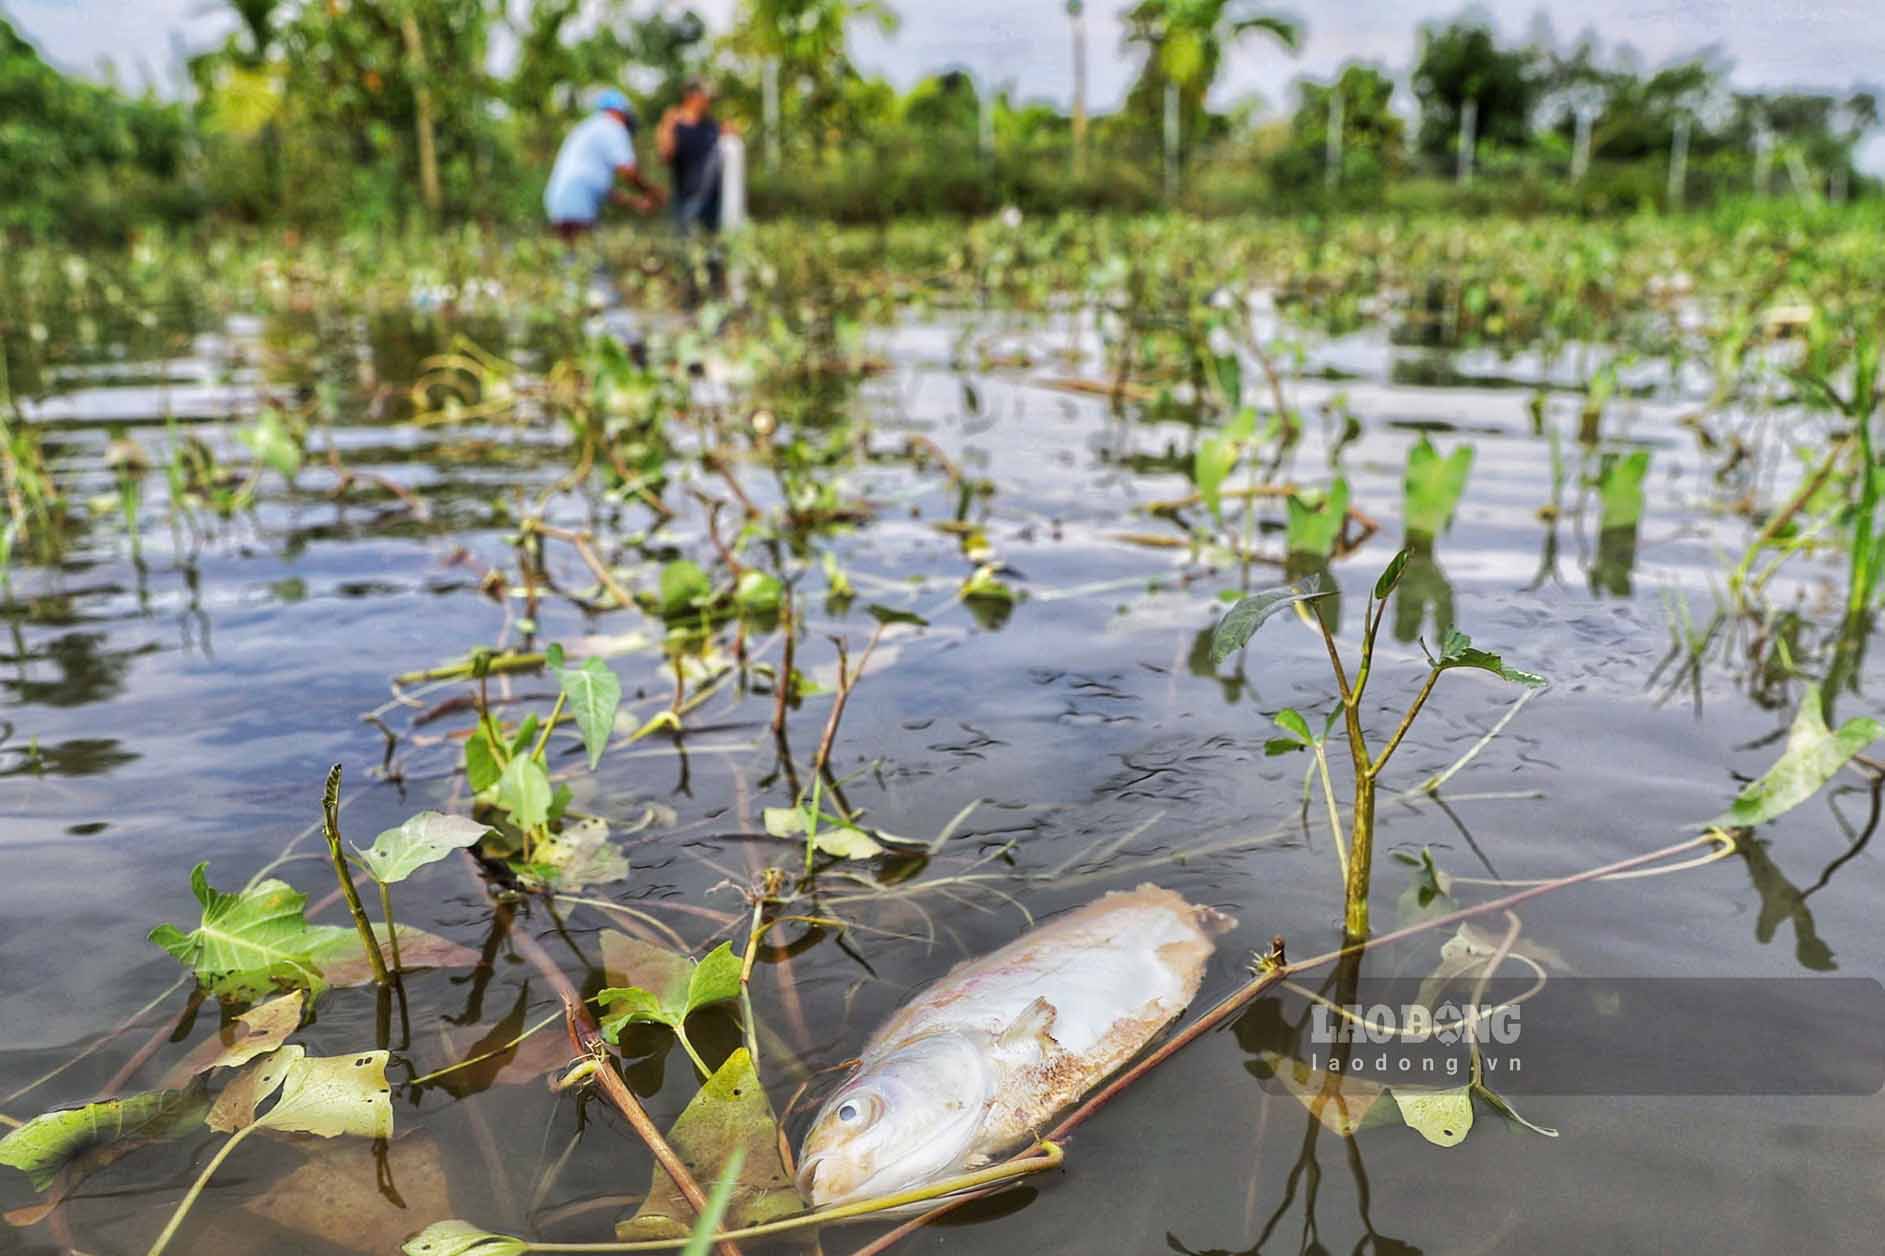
left=796, top=1031, right=993, bottom=1207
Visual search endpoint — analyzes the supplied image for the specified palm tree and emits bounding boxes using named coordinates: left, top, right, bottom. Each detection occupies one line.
left=1068, top=1, right=1088, bottom=172
left=1123, top=1, right=1301, bottom=150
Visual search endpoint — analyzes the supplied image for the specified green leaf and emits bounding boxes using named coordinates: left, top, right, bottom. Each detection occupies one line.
left=549, top=650, right=623, bottom=771
left=961, top=563, right=1016, bottom=604
left=0, top=1084, right=209, bottom=1191
left=1713, top=684, right=1884, bottom=828
left=1597, top=450, right=1652, bottom=531
left=1404, top=437, right=1474, bottom=538
left=464, top=728, right=502, bottom=793
left=527, top=816, right=628, bottom=891
left=1264, top=738, right=1308, bottom=757
left=1285, top=477, right=1350, bottom=558
left=507, top=714, right=539, bottom=761
left=1209, top=578, right=1329, bottom=667
left=354, top=812, right=490, bottom=885
left=761, top=806, right=806, bottom=837
left=1393, top=1086, right=1474, bottom=1147
left=734, top=570, right=783, bottom=615
left=658, top=559, right=713, bottom=616
left=598, top=937, right=741, bottom=1039
left=148, top=864, right=341, bottom=999
left=617, top=1048, right=802, bottom=1241
left=257, top=1049, right=394, bottom=1139
left=239, top=409, right=301, bottom=479
left=1196, top=435, right=1236, bottom=522
left=1374, top=548, right=1411, bottom=600
left=1433, top=628, right=1545, bottom=688
left=496, top=757, right=552, bottom=829
left=682, top=1149, right=746, bottom=1256
left=866, top=604, right=928, bottom=627
left=404, top=1221, right=529, bottom=1256
left=1394, top=846, right=1457, bottom=927
left=1273, top=707, right=1313, bottom=745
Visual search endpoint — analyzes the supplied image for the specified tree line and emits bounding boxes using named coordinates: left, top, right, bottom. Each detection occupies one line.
left=3, top=1, right=1876, bottom=240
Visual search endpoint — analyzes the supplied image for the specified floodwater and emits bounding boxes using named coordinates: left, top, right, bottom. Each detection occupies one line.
left=3, top=274, right=1883, bottom=1256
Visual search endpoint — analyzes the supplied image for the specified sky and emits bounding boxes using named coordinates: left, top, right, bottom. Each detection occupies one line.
left=8, top=0, right=1883, bottom=164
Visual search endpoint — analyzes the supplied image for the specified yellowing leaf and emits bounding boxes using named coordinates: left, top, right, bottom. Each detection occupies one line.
left=1393, top=1086, right=1474, bottom=1147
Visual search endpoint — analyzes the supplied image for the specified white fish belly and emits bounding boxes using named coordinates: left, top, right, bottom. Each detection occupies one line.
left=864, top=884, right=1222, bottom=1061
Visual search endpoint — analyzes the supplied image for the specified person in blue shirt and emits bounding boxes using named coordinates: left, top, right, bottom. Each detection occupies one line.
left=543, top=90, right=665, bottom=241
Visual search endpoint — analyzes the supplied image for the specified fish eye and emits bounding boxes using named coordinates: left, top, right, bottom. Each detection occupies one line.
left=838, top=1102, right=860, bottom=1123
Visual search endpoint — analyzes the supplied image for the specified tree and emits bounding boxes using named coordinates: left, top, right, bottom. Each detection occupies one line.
left=1273, top=63, right=1405, bottom=191
left=1122, top=1, right=1300, bottom=148
left=725, top=0, right=900, bottom=156
left=1411, top=17, right=1540, bottom=164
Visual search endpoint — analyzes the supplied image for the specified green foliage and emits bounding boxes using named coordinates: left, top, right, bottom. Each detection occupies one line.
left=1597, top=450, right=1652, bottom=531
left=1209, top=580, right=1329, bottom=666
left=546, top=644, right=623, bottom=770
left=354, top=812, right=490, bottom=885
left=1285, top=478, right=1350, bottom=557
left=404, top=1223, right=528, bottom=1256
left=1712, top=685, right=1883, bottom=828
left=0, top=1084, right=208, bottom=1191
left=148, top=864, right=350, bottom=999
left=1403, top=437, right=1475, bottom=538
left=1430, top=628, right=1546, bottom=688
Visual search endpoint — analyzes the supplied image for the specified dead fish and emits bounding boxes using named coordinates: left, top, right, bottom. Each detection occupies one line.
left=796, top=883, right=1232, bottom=1207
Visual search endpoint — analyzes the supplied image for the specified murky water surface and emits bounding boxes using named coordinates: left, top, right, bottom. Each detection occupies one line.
left=3, top=279, right=1882, bottom=1255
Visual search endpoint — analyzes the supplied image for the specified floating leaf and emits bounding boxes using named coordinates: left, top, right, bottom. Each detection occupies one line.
left=616, top=1048, right=802, bottom=1240
left=208, top=1046, right=305, bottom=1133
left=1253, top=1051, right=1394, bottom=1137
left=496, top=756, right=552, bottom=829
left=658, top=559, right=713, bottom=616
left=1393, top=847, right=1456, bottom=927
left=761, top=806, right=806, bottom=838
left=961, top=563, right=1016, bottom=604
left=1713, top=684, right=1883, bottom=828
left=1404, top=437, right=1474, bottom=538
left=404, top=1220, right=529, bottom=1256
left=260, top=1049, right=394, bottom=1138
left=1393, top=1086, right=1474, bottom=1147
left=160, top=991, right=306, bottom=1087
left=866, top=604, right=928, bottom=627
left=0, top=1083, right=209, bottom=1191
left=1473, top=1078, right=1559, bottom=1137
left=546, top=645, right=622, bottom=771
left=1433, top=628, right=1545, bottom=688
left=1209, top=578, right=1328, bottom=666
left=1285, top=477, right=1350, bottom=558
left=810, top=826, right=884, bottom=860
left=310, top=924, right=478, bottom=987
left=148, top=864, right=345, bottom=999
left=526, top=816, right=628, bottom=891
left=355, top=812, right=490, bottom=885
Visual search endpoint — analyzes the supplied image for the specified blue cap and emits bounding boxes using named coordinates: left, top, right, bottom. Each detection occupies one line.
left=596, top=89, right=633, bottom=123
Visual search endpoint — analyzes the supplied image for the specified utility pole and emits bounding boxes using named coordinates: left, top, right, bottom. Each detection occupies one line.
left=1325, top=87, right=1344, bottom=190
left=1069, top=1, right=1088, bottom=174
left=1456, top=97, right=1477, bottom=185
left=1164, top=80, right=1181, bottom=202
left=1667, top=114, right=1690, bottom=208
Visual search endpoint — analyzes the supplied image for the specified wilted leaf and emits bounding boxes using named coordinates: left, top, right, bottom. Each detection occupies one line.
left=1393, top=1086, right=1474, bottom=1147
left=546, top=645, right=623, bottom=771
left=208, top=1046, right=304, bottom=1133
left=0, top=1083, right=209, bottom=1191
left=404, top=1220, right=529, bottom=1256
left=1713, top=684, right=1883, bottom=828
left=1433, top=628, right=1545, bottom=688
left=160, top=991, right=305, bottom=1088
left=617, top=1048, right=801, bottom=1240
left=148, top=864, right=345, bottom=999
left=761, top=806, right=806, bottom=837
left=812, top=827, right=885, bottom=859
left=355, top=812, right=490, bottom=885
left=260, top=1049, right=393, bottom=1138
left=496, top=756, right=553, bottom=829
left=1253, top=1051, right=1394, bottom=1137
left=527, top=816, right=628, bottom=891
left=1209, top=578, right=1328, bottom=666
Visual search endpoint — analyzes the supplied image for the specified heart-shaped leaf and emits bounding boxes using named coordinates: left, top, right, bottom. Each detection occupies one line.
left=160, top=991, right=306, bottom=1088
left=496, top=757, right=552, bottom=829
left=524, top=816, right=628, bottom=891
left=354, top=812, right=491, bottom=885
left=547, top=645, right=622, bottom=770
left=598, top=937, right=741, bottom=1040
left=148, top=864, right=348, bottom=999
left=209, top=1046, right=393, bottom=1139
left=1713, top=684, right=1883, bottom=828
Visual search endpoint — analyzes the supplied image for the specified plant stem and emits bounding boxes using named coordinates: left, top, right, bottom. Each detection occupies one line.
left=145, top=1123, right=258, bottom=1256
left=321, top=764, right=390, bottom=988
left=533, top=691, right=569, bottom=762
left=1344, top=770, right=1376, bottom=940
left=1311, top=740, right=1348, bottom=883
left=673, top=1025, right=712, bottom=1079
left=1369, top=667, right=1442, bottom=780
left=376, top=880, right=403, bottom=974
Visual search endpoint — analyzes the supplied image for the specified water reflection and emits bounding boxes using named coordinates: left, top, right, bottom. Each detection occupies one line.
left=1285, top=552, right=1340, bottom=635
left=0, top=630, right=154, bottom=708
left=1391, top=537, right=1453, bottom=645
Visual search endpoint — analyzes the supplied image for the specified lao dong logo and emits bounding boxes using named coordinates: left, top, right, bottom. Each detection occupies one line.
left=1307, top=1001, right=1522, bottom=1080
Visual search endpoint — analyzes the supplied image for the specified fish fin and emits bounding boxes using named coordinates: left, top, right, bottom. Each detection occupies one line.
left=1192, top=903, right=1238, bottom=936
left=999, top=996, right=1060, bottom=1052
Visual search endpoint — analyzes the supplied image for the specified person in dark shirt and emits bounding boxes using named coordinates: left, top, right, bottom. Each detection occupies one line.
left=658, top=80, right=724, bottom=234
